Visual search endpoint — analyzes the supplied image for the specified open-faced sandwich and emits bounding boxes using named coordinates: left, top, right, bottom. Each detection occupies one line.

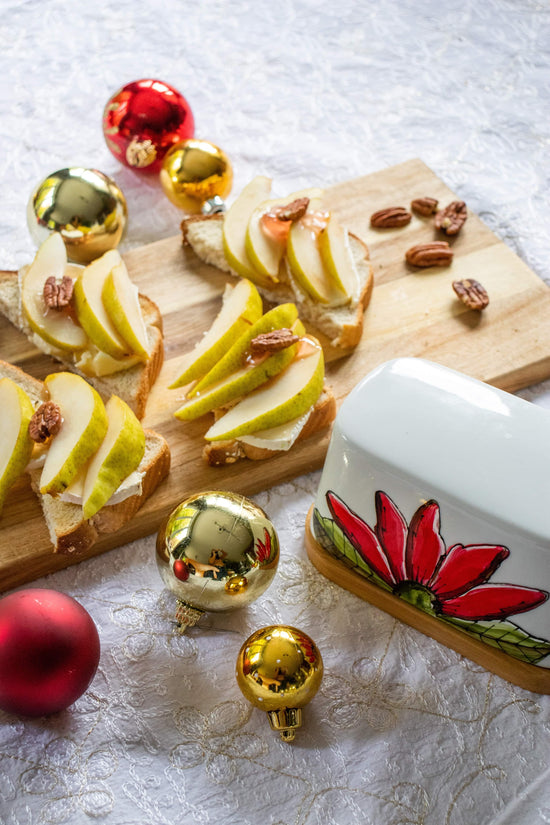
left=0, top=234, right=163, bottom=418
left=169, top=278, right=336, bottom=465
left=181, top=176, right=373, bottom=349
left=0, top=360, right=170, bottom=554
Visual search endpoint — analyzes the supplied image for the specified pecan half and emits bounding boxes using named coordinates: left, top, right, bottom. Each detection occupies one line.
left=275, top=197, right=310, bottom=222
left=452, top=279, right=489, bottom=310
left=370, top=207, right=412, bottom=228
left=435, top=200, right=468, bottom=235
left=249, top=328, right=300, bottom=353
left=405, top=241, right=453, bottom=267
left=43, top=276, right=74, bottom=310
left=411, top=197, right=439, bottom=217
left=29, top=401, right=63, bottom=443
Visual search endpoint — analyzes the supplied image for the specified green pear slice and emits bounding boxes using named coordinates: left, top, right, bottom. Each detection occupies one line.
left=190, top=302, right=299, bottom=397
left=40, top=372, right=109, bottom=496
left=20, top=233, right=88, bottom=352
left=222, top=175, right=277, bottom=288
left=245, top=188, right=324, bottom=281
left=286, top=199, right=348, bottom=306
left=170, top=278, right=263, bottom=389
left=174, top=319, right=303, bottom=421
left=204, top=342, right=324, bottom=441
left=73, top=250, right=131, bottom=359
left=102, top=258, right=150, bottom=360
left=81, top=395, right=146, bottom=519
left=317, top=217, right=360, bottom=302
left=0, top=378, right=35, bottom=513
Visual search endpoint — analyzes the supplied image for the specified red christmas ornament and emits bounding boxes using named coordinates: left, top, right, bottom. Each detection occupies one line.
left=102, top=78, right=195, bottom=173
left=0, top=589, right=100, bottom=717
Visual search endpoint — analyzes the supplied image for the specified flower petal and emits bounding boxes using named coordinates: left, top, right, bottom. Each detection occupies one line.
left=405, top=500, right=446, bottom=585
left=375, top=491, right=407, bottom=583
left=439, top=583, right=548, bottom=621
left=326, top=492, right=396, bottom=585
left=430, top=543, right=509, bottom=600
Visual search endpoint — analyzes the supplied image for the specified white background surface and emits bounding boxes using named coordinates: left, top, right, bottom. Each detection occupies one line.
left=1, top=2, right=550, bottom=823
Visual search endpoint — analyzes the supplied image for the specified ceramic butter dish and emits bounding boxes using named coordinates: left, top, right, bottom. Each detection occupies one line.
left=305, top=357, right=550, bottom=693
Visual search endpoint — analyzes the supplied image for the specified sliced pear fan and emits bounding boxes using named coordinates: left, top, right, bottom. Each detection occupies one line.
left=102, top=259, right=150, bottom=360
left=222, top=175, right=276, bottom=287
left=204, top=342, right=324, bottom=442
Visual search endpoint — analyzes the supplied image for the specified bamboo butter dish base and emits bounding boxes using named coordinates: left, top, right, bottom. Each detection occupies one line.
left=305, top=358, right=550, bottom=694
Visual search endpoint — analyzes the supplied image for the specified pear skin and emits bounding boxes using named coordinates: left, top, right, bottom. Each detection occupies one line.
left=0, top=379, right=35, bottom=513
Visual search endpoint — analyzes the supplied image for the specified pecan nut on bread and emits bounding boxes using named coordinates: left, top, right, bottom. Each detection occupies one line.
left=181, top=176, right=374, bottom=349
left=0, top=359, right=170, bottom=555
left=0, top=234, right=163, bottom=419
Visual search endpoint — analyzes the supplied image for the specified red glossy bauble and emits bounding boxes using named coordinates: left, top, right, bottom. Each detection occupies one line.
left=102, top=78, right=195, bottom=173
left=0, top=589, right=100, bottom=717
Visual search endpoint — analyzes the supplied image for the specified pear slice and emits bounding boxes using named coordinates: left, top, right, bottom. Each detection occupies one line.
left=245, top=188, right=324, bottom=281
left=222, top=175, right=277, bottom=288
left=174, top=319, right=304, bottom=421
left=81, top=395, right=145, bottom=519
left=40, top=372, right=109, bottom=496
left=204, top=340, right=324, bottom=441
left=102, top=258, right=150, bottom=360
left=170, top=278, right=263, bottom=389
left=189, top=302, right=299, bottom=397
left=20, top=234, right=88, bottom=352
left=286, top=198, right=348, bottom=306
left=317, top=217, right=360, bottom=302
left=0, top=378, right=35, bottom=513
left=73, top=250, right=131, bottom=359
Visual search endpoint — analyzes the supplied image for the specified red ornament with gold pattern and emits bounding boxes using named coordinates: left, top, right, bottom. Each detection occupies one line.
left=102, top=79, right=195, bottom=173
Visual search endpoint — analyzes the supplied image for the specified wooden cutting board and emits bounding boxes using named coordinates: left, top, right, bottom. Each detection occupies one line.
left=2, top=157, right=550, bottom=591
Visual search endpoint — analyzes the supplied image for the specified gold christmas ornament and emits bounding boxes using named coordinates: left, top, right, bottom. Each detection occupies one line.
left=156, top=491, right=279, bottom=632
left=236, top=625, right=323, bottom=742
left=27, top=167, right=127, bottom=264
left=159, top=139, right=233, bottom=213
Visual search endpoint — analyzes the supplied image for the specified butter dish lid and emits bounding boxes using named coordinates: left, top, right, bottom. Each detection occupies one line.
left=336, top=358, right=550, bottom=543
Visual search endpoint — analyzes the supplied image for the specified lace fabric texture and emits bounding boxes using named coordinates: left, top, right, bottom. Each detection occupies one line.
left=1, top=1, right=550, bottom=824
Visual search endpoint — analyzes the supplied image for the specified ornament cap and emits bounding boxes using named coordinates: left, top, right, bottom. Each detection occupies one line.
left=174, top=600, right=204, bottom=634
left=202, top=195, right=226, bottom=215
left=267, top=707, right=303, bottom=742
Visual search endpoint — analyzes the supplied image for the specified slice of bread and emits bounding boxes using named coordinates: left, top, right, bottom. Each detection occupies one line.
left=181, top=214, right=374, bottom=349
left=0, top=269, right=164, bottom=419
left=0, top=359, right=170, bottom=555
left=203, top=386, right=336, bottom=465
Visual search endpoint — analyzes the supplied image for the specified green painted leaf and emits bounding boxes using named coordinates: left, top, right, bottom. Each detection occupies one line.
left=312, top=509, right=392, bottom=592
left=442, top=615, right=550, bottom=665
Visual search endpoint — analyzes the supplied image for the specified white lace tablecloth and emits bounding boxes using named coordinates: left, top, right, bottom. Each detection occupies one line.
left=1, top=2, right=550, bottom=823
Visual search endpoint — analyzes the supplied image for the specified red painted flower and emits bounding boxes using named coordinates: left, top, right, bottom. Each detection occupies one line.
left=326, top=491, right=548, bottom=622
left=254, top=528, right=272, bottom=564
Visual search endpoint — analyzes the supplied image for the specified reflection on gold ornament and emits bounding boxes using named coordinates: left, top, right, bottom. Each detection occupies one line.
left=159, top=139, right=233, bottom=212
left=236, top=625, right=323, bottom=742
left=27, top=168, right=127, bottom=264
left=156, top=490, right=279, bottom=632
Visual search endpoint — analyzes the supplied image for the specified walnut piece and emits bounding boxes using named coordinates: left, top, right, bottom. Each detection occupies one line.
left=405, top=241, right=454, bottom=267
left=435, top=200, right=468, bottom=235
left=249, top=328, right=300, bottom=353
left=452, top=279, right=489, bottom=310
left=410, top=197, right=439, bottom=217
left=43, top=276, right=74, bottom=310
left=29, top=401, right=63, bottom=443
left=274, top=197, right=310, bottom=222
left=370, top=206, right=412, bottom=228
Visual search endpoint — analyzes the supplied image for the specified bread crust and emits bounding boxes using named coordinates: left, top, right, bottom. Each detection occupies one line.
left=0, top=270, right=164, bottom=419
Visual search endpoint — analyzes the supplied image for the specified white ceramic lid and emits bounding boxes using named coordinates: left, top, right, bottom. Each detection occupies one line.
left=336, top=358, right=550, bottom=544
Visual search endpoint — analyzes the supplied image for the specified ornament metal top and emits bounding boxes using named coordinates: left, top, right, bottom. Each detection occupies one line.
left=160, top=138, right=233, bottom=213
left=156, top=491, right=279, bottom=632
left=102, top=78, right=195, bottom=173
left=236, top=625, right=323, bottom=742
left=27, top=167, right=128, bottom=264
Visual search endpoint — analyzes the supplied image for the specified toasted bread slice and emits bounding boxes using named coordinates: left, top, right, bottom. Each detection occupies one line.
left=203, top=386, right=336, bottom=465
left=0, top=359, right=170, bottom=555
left=181, top=213, right=373, bottom=349
left=0, top=269, right=164, bottom=419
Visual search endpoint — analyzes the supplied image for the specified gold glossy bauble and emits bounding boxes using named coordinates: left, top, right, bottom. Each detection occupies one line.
left=27, top=167, right=128, bottom=264
left=156, top=491, right=279, bottom=631
left=159, top=139, right=233, bottom=212
left=236, top=625, right=323, bottom=742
